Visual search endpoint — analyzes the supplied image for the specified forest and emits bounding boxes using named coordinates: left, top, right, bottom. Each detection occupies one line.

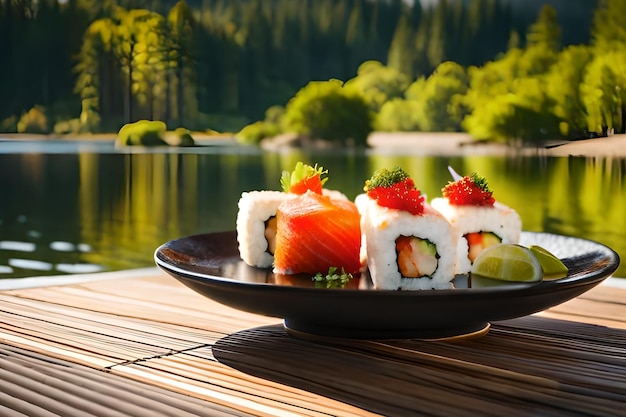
left=2, top=0, right=624, bottom=144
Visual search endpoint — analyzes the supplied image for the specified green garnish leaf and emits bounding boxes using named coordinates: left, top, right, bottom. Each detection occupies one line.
left=312, top=267, right=353, bottom=288
left=280, top=161, right=328, bottom=192
left=363, top=166, right=410, bottom=192
left=469, top=172, right=491, bottom=193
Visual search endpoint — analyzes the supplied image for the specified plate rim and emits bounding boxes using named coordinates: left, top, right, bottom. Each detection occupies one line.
left=154, top=230, right=620, bottom=297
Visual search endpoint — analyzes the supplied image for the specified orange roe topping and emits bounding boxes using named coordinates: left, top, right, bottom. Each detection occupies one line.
left=442, top=173, right=495, bottom=206
left=289, top=176, right=323, bottom=194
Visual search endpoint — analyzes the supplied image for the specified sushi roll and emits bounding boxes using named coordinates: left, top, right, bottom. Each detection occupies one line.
left=430, top=167, right=522, bottom=274
left=236, top=190, right=293, bottom=268
left=236, top=162, right=329, bottom=268
left=237, top=161, right=348, bottom=269
left=358, top=167, right=457, bottom=290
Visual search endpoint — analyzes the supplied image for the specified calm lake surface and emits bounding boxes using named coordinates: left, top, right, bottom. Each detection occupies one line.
left=1, top=139, right=624, bottom=284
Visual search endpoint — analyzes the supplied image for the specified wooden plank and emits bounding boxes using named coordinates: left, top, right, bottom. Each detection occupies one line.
left=3, top=273, right=278, bottom=333
left=0, top=293, right=225, bottom=347
left=537, top=288, right=626, bottom=329
left=1, top=273, right=626, bottom=416
left=113, top=362, right=376, bottom=417
left=0, top=345, right=255, bottom=417
left=0, top=294, right=223, bottom=368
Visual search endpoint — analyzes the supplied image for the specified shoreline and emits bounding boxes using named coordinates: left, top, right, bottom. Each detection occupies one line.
left=366, top=132, right=626, bottom=158
left=3, top=132, right=624, bottom=158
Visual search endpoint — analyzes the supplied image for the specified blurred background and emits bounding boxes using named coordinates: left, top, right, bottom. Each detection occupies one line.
left=1, top=0, right=615, bottom=142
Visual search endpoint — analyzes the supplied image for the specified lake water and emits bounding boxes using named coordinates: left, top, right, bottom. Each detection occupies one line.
left=1, top=139, right=624, bottom=285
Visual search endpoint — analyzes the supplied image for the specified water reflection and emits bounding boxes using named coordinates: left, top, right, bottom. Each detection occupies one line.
left=0, top=148, right=624, bottom=279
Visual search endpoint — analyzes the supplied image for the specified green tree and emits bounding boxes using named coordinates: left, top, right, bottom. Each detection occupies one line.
left=591, top=0, right=626, bottom=51
left=387, top=13, right=415, bottom=79
left=343, top=60, right=409, bottom=112
left=581, top=51, right=626, bottom=135
left=74, top=17, right=120, bottom=131
left=545, top=45, right=593, bottom=138
left=427, top=0, right=447, bottom=69
left=462, top=43, right=562, bottom=144
left=526, top=5, right=561, bottom=52
left=462, top=48, right=524, bottom=118
left=583, top=0, right=626, bottom=135
left=110, top=8, right=155, bottom=123
left=463, top=76, right=561, bottom=144
left=406, top=61, right=469, bottom=132
left=377, top=98, right=421, bottom=132
left=166, top=0, right=197, bottom=126
left=282, top=80, right=373, bottom=146
left=132, top=11, right=168, bottom=121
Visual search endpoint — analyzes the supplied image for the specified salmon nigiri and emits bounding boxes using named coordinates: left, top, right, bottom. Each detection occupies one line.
left=273, top=190, right=362, bottom=275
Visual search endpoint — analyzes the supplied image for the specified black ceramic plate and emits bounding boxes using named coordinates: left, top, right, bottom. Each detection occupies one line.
left=154, top=231, right=620, bottom=340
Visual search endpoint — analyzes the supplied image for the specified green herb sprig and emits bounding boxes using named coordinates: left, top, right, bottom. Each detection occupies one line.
left=469, top=172, right=491, bottom=193
left=312, top=267, right=353, bottom=288
left=280, top=162, right=328, bottom=193
left=363, top=166, right=409, bottom=191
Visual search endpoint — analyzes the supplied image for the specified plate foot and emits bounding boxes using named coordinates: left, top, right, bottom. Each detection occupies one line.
left=283, top=320, right=490, bottom=341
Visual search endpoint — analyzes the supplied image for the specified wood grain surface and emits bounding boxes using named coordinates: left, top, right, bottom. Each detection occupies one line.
left=1, top=270, right=625, bottom=416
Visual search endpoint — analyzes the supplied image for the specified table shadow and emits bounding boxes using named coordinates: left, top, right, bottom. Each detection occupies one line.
left=212, top=316, right=626, bottom=416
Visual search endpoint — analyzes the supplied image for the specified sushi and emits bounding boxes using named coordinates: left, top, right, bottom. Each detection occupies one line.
left=236, top=162, right=350, bottom=269
left=273, top=190, right=362, bottom=275
left=236, top=162, right=328, bottom=268
left=430, top=167, right=522, bottom=274
left=358, top=167, right=457, bottom=290
left=236, top=190, right=293, bottom=268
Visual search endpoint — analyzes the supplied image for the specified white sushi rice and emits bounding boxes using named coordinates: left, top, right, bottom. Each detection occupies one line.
left=236, top=191, right=293, bottom=268
left=430, top=198, right=522, bottom=274
left=354, top=193, right=371, bottom=266
left=357, top=194, right=457, bottom=290
left=322, top=188, right=349, bottom=201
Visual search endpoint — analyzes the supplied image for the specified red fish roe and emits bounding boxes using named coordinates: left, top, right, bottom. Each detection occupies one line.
left=442, top=174, right=495, bottom=206
left=367, top=178, right=425, bottom=215
left=289, top=176, right=323, bottom=195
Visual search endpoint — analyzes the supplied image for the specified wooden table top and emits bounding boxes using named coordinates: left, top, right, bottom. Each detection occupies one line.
left=1, top=269, right=626, bottom=417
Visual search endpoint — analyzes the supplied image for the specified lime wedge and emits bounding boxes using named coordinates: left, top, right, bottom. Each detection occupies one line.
left=470, top=275, right=536, bottom=288
left=471, top=244, right=543, bottom=282
left=529, top=245, right=568, bottom=280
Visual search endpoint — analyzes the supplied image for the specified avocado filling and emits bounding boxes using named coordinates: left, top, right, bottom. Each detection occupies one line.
left=395, top=236, right=438, bottom=278
left=264, top=216, right=278, bottom=255
left=464, top=231, right=501, bottom=263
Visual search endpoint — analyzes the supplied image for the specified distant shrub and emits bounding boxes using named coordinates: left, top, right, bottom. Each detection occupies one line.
left=169, top=127, right=195, bottom=146
left=1, top=115, right=17, bottom=133
left=17, top=106, right=49, bottom=134
left=264, top=105, right=285, bottom=124
left=54, top=118, right=82, bottom=134
left=236, top=121, right=280, bottom=145
left=282, top=80, right=373, bottom=146
left=117, top=120, right=168, bottom=146
left=377, top=99, right=422, bottom=131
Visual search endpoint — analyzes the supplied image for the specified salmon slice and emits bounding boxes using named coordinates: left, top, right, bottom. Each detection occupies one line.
left=273, top=190, right=362, bottom=275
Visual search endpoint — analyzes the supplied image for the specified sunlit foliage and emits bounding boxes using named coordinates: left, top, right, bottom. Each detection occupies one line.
left=17, top=106, right=49, bottom=134
left=117, top=119, right=168, bottom=146
left=545, top=45, right=592, bottom=138
left=282, top=80, right=373, bottom=146
left=0, top=0, right=613, bottom=145
left=343, top=61, right=409, bottom=112
left=405, top=61, right=469, bottom=132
